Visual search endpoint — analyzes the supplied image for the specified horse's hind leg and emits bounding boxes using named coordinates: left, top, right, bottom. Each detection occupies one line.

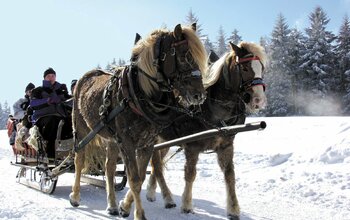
left=217, top=142, right=240, bottom=220
left=147, top=148, right=176, bottom=208
left=181, top=146, right=199, bottom=213
left=105, top=144, right=119, bottom=215
left=69, top=150, right=85, bottom=207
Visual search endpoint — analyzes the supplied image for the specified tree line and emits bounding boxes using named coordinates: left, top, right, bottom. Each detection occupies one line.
left=1, top=6, right=349, bottom=128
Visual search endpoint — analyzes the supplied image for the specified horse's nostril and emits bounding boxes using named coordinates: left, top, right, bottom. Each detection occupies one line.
left=194, top=94, right=200, bottom=100
left=253, top=97, right=260, bottom=104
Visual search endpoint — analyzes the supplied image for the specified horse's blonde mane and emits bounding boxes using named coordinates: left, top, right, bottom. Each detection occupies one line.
left=132, top=25, right=208, bottom=96
left=203, top=41, right=267, bottom=89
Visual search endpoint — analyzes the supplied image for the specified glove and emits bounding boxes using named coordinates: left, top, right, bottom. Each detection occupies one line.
left=48, top=96, right=61, bottom=104
left=20, top=101, right=29, bottom=110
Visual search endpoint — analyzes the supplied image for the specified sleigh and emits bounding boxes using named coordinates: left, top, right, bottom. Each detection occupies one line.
left=10, top=119, right=127, bottom=194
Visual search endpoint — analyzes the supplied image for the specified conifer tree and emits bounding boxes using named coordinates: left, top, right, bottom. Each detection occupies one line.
left=300, top=6, right=336, bottom=108
left=215, top=26, right=227, bottom=56
left=228, top=29, right=242, bottom=45
left=289, top=28, right=307, bottom=114
left=264, top=13, right=293, bottom=116
left=336, top=15, right=350, bottom=114
left=118, top=58, right=126, bottom=66
left=203, top=35, right=215, bottom=54
left=111, top=58, right=117, bottom=66
left=184, top=8, right=204, bottom=38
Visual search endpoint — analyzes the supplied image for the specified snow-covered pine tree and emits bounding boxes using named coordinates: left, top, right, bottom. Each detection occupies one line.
left=118, top=58, right=126, bottom=66
left=227, top=29, right=242, bottom=45
left=0, top=102, right=10, bottom=129
left=300, top=6, right=337, bottom=115
left=184, top=8, right=204, bottom=38
left=105, top=62, right=111, bottom=71
left=289, top=28, right=307, bottom=115
left=264, top=13, right=293, bottom=116
left=215, top=26, right=227, bottom=56
left=203, top=35, right=215, bottom=54
left=336, top=15, right=350, bottom=114
left=0, top=102, right=4, bottom=129
left=111, top=58, right=117, bottom=66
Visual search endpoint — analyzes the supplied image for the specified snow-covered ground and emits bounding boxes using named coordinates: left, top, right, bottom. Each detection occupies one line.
left=0, top=117, right=349, bottom=220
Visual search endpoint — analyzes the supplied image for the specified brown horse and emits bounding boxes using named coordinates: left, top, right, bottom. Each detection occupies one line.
left=69, top=24, right=210, bottom=220
left=146, top=42, right=267, bottom=220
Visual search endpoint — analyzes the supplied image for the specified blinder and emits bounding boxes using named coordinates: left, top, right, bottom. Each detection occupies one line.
left=153, top=33, right=202, bottom=91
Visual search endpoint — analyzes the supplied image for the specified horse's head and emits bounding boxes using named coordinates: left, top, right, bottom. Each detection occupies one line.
left=229, top=42, right=267, bottom=113
left=132, top=23, right=207, bottom=107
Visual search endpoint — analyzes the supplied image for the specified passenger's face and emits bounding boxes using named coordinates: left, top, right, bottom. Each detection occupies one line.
left=45, top=74, right=56, bottom=85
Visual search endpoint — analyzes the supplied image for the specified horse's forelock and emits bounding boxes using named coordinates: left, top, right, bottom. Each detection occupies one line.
left=238, top=42, right=267, bottom=67
left=182, top=26, right=208, bottom=78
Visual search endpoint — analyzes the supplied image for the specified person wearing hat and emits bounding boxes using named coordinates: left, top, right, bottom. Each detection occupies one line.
left=28, top=67, right=72, bottom=159
left=8, top=82, right=35, bottom=154
left=13, top=82, right=35, bottom=120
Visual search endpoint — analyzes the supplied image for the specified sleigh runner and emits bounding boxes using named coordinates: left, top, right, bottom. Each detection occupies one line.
left=10, top=118, right=128, bottom=194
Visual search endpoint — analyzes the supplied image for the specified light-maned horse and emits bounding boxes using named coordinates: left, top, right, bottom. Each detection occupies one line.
left=69, top=24, right=209, bottom=220
left=146, top=42, right=267, bottom=220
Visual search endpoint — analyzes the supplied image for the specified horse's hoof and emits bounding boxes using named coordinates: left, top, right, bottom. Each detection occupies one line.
left=107, top=206, right=119, bottom=216
left=69, top=193, right=80, bottom=207
left=181, top=208, right=194, bottom=214
left=146, top=195, right=156, bottom=202
left=165, top=202, right=176, bottom=209
left=118, top=202, right=130, bottom=217
left=69, top=199, right=80, bottom=207
left=227, top=214, right=240, bottom=220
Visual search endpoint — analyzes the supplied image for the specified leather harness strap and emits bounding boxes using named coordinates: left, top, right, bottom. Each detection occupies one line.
left=120, top=66, right=144, bottom=116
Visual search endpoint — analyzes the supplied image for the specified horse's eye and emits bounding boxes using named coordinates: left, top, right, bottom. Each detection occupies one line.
left=241, top=64, right=248, bottom=72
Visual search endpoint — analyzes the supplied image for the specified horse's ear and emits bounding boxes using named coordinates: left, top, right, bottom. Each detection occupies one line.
left=208, top=50, right=220, bottom=64
left=134, top=33, right=141, bottom=45
left=229, top=41, right=243, bottom=57
left=173, top=24, right=183, bottom=40
left=191, top=23, right=197, bottom=31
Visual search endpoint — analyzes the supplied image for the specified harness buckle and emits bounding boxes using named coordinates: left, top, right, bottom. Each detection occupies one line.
left=170, top=47, right=176, bottom=56
left=161, top=52, right=167, bottom=61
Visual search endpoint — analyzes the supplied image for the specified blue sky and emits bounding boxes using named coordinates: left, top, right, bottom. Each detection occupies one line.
left=1, top=0, right=349, bottom=107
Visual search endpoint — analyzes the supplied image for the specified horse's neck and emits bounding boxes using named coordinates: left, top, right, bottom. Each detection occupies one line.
left=203, top=70, right=245, bottom=124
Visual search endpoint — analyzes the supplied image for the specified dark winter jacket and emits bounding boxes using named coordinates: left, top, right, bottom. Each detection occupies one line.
left=30, top=80, right=71, bottom=123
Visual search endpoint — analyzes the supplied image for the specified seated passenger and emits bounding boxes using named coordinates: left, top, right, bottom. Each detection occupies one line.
left=9, top=83, right=35, bottom=154
left=29, top=67, right=72, bottom=159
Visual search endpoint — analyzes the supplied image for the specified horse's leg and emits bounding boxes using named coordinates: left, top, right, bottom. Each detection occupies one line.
left=217, top=141, right=240, bottom=220
left=118, top=148, right=147, bottom=220
left=69, top=150, right=85, bottom=207
left=146, top=152, right=158, bottom=202
left=147, top=148, right=176, bottom=208
left=105, top=144, right=119, bottom=215
left=181, top=146, right=199, bottom=213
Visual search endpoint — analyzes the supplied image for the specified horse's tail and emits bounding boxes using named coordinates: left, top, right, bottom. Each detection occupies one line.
left=82, top=136, right=106, bottom=174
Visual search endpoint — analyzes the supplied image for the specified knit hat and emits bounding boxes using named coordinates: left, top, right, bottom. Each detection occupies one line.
left=25, top=82, right=35, bottom=92
left=43, top=67, right=56, bottom=78
left=71, top=79, right=77, bottom=91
